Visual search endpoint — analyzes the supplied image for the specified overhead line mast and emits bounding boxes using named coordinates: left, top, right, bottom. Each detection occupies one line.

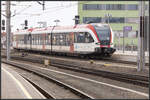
left=6, top=1, right=11, bottom=61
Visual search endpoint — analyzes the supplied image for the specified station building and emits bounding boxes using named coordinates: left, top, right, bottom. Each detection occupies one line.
left=78, top=1, right=149, bottom=38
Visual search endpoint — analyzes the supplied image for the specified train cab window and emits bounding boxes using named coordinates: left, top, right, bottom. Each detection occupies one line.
left=74, top=32, right=94, bottom=43
left=85, top=32, right=94, bottom=43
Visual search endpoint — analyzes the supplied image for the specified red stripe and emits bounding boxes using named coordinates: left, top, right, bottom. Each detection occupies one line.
left=108, top=27, right=112, bottom=48
left=86, top=24, right=100, bottom=42
left=70, top=32, right=74, bottom=52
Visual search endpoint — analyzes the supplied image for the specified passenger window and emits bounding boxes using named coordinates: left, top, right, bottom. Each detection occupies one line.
left=77, top=32, right=85, bottom=43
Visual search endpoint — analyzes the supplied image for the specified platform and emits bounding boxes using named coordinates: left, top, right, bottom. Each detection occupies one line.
left=1, top=63, right=46, bottom=99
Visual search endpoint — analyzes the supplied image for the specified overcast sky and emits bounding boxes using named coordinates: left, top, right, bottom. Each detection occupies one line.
left=1, top=1, right=78, bottom=32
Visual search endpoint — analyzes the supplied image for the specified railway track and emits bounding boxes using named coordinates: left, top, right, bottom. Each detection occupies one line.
left=2, top=60, right=149, bottom=99
left=2, top=54, right=149, bottom=88
left=2, top=61, right=94, bottom=99
left=1, top=49, right=149, bottom=66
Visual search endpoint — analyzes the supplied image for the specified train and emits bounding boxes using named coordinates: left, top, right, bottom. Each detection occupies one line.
left=13, top=23, right=116, bottom=57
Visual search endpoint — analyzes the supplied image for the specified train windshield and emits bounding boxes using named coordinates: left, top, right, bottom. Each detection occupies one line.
left=93, top=25, right=111, bottom=41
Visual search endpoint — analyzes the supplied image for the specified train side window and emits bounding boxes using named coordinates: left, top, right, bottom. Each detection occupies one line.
left=66, top=34, right=70, bottom=46
left=38, top=34, right=40, bottom=45
left=39, top=34, right=41, bottom=45
left=32, top=34, right=34, bottom=45
left=59, top=33, right=66, bottom=46
left=52, top=34, right=56, bottom=45
left=41, top=34, right=42, bottom=45
left=77, top=32, right=85, bottom=43
left=35, top=34, right=37, bottom=45
left=48, top=34, right=51, bottom=45
left=34, top=35, right=36, bottom=45
left=33, top=34, right=34, bottom=45
left=35, top=34, right=38, bottom=45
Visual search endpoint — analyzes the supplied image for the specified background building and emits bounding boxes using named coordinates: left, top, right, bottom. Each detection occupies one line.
left=78, top=1, right=148, bottom=36
left=78, top=1, right=149, bottom=51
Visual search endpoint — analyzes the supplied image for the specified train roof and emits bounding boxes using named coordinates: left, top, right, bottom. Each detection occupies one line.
left=13, top=23, right=109, bottom=35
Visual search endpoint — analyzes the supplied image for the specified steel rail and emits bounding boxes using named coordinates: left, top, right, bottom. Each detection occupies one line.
left=2, top=60, right=95, bottom=99
left=1, top=53, right=149, bottom=86
left=1, top=49, right=149, bottom=66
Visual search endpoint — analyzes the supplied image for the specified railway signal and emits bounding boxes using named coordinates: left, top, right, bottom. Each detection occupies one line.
left=24, top=20, right=28, bottom=29
left=2, top=19, right=5, bottom=30
left=74, top=15, right=80, bottom=25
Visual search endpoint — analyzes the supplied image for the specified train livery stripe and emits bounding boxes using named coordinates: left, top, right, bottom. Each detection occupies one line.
left=108, top=25, right=112, bottom=48
left=86, top=24, right=100, bottom=42
left=70, top=32, right=74, bottom=53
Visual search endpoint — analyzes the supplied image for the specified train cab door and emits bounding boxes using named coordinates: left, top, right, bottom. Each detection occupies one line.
left=69, top=32, right=74, bottom=53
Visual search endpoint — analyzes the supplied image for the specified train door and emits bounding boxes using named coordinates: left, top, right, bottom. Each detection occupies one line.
left=42, top=33, right=46, bottom=51
left=69, top=32, right=74, bottom=53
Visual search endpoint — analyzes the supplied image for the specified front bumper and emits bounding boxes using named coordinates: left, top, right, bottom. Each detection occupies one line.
left=95, top=47, right=116, bottom=54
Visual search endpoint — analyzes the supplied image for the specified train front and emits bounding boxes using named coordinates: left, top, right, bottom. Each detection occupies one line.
left=92, top=24, right=116, bottom=56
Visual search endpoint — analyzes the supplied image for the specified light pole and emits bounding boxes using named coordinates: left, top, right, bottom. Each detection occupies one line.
left=37, top=21, right=47, bottom=28
left=105, top=13, right=112, bottom=24
left=50, top=25, right=55, bottom=54
left=20, top=23, right=25, bottom=29
left=137, top=1, right=145, bottom=71
left=123, top=28, right=125, bottom=53
left=6, top=1, right=11, bottom=61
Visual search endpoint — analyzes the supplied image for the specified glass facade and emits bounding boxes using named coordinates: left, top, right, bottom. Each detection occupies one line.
left=83, top=4, right=148, bottom=10
left=83, top=17, right=102, bottom=23
left=83, top=17, right=135, bottom=23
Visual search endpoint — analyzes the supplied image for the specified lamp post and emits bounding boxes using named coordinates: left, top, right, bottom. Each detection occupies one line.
left=37, top=21, right=47, bottom=28
left=105, top=13, right=112, bottom=24
left=50, top=25, right=55, bottom=54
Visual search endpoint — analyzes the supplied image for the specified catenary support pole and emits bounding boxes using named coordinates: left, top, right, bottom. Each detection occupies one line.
left=6, top=1, right=11, bottom=61
left=137, top=1, right=145, bottom=71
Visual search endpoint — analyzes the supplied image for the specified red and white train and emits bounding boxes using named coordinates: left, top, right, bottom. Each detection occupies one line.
left=13, top=23, right=116, bottom=57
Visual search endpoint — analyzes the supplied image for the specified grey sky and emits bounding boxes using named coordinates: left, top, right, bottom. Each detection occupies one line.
left=1, top=1, right=78, bottom=32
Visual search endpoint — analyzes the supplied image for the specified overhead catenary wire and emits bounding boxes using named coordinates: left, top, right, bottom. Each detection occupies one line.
left=2, top=1, right=90, bottom=17
left=38, top=1, right=90, bottom=15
